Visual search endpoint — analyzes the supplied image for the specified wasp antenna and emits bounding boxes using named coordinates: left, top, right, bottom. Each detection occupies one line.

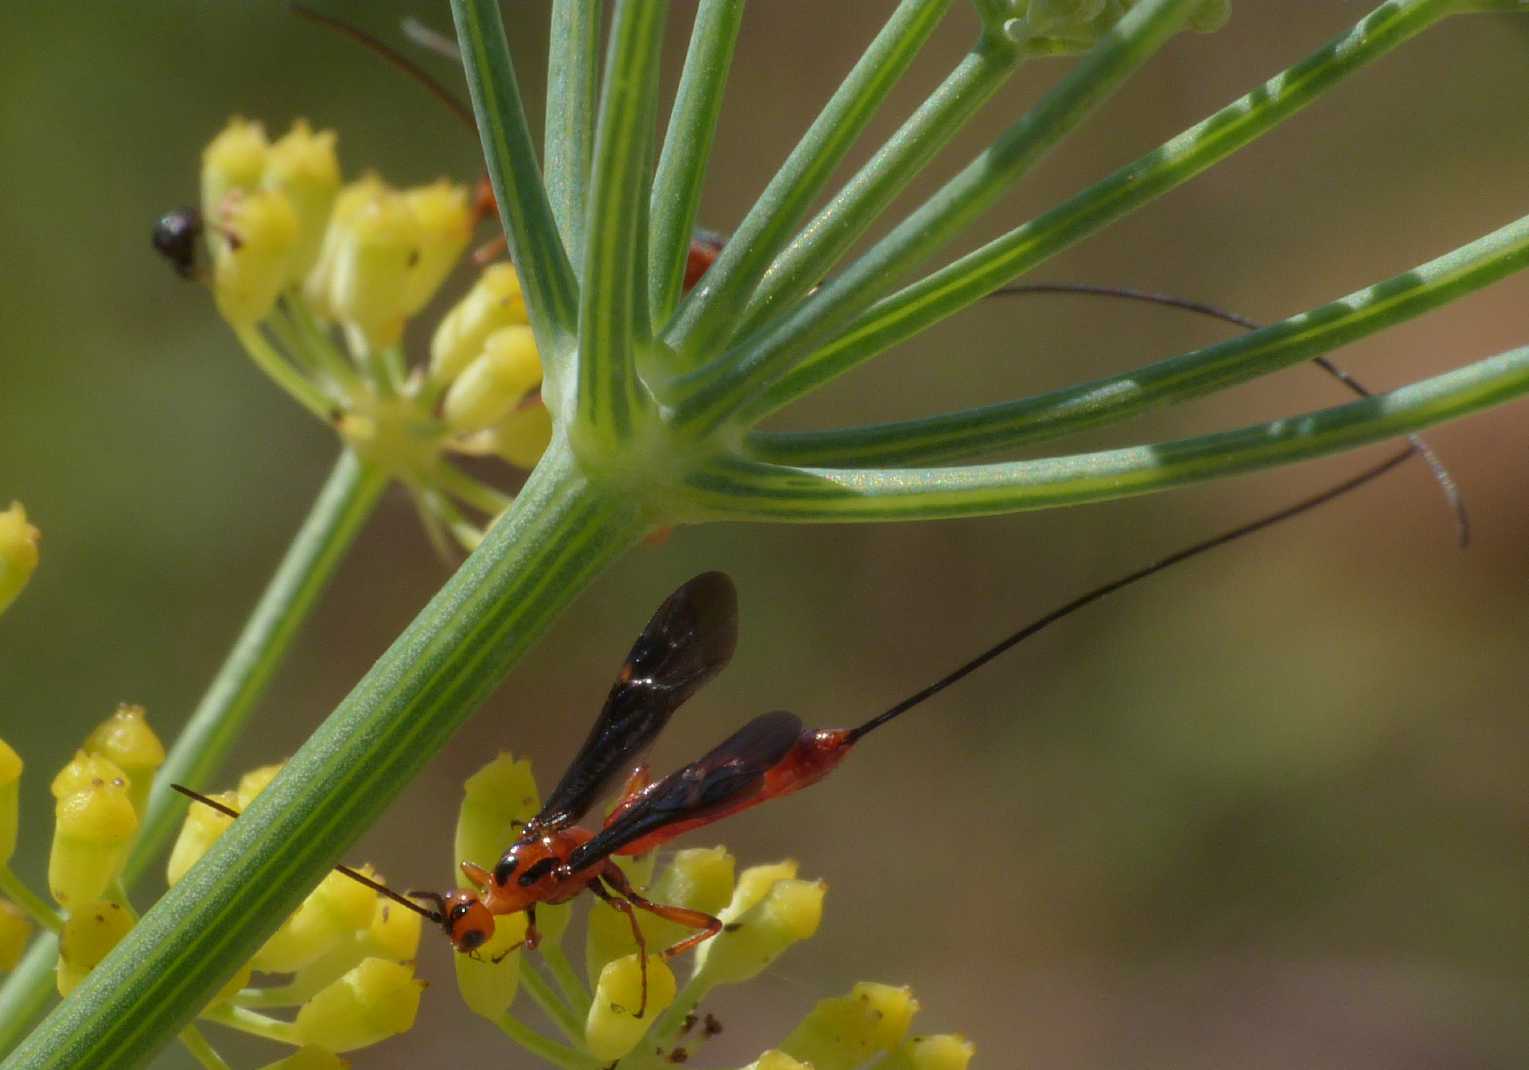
left=401, top=16, right=461, bottom=64
left=845, top=444, right=1418, bottom=744
left=288, top=3, right=476, bottom=132
left=171, top=784, right=440, bottom=921
left=986, top=282, right=1468, bottom=547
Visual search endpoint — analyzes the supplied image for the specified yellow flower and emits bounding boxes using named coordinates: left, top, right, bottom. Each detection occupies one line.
left=0, top=739, right=21, bottom=866
left=428, top=262, right=528, bottom=387
left=0, top=899, right=31, bottom=972
left=166, top=788, right=235, bottom=886
left=49, top=755, right=137, bottom=907
left=584, top=953, right=678, bottom=1062
left=781, top=982, right=920, bottom=1070
left=453, top=910, right=527, bottom=1022
left=212, top=188, right=300, bottom=327
left=201, top=117, right=268, bottom=228
left=692, top=867, right=825, bottom=986
left=55, top=900, right=135, bottom=995
left=84, top=704, right=165, bottom=818
left=262, top=120, right=341, bottom=283
left=0, top=502, right=40, bottom=617
left=293, top=957, right=425, bottom=1052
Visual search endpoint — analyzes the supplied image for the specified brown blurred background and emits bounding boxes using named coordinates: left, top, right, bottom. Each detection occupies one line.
left=1, top=3, right=1527, bottom=1067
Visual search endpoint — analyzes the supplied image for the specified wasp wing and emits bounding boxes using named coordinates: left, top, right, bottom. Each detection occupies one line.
left=565, top=709, right=804, bottom=871
left=535, top=571, right=739, bottom=829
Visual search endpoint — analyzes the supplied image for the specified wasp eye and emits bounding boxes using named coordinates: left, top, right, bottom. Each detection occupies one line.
left=450, top=903, right=471, bottom=922
left=459, top=928, right=486, bottom=952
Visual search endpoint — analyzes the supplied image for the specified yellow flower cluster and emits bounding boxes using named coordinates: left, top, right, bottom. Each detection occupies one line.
left=183, top=117, right=554, bottom=551
left=449, top=752, right=975, bottom=1069
left=0, top=502, right=39, bottom=618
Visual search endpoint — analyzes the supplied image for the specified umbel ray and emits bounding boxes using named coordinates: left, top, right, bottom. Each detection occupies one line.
left=174, top=428, right=1452, bottom=1018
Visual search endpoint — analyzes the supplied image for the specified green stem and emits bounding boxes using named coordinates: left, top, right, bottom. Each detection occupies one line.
left=542, top=945, right=591, bottom=1016
left=453, top=0, right=580, bottom=353
left=665, top=0, right=955, bottom=365
left=497, top=1010, right=599, bottom=1070
left=682, top=345, right=1529, bottom=522
left=281, top=298, right=362, bottom=395
left=648, top=0, right=745, bottom=330
left=198, top=1004, right=299, bottom=1046
left=0, top=452, right=385, bottom=1056
left=175, top=1025, right=230, bottom=1070
left=576, top=0, right=667, bottom=445
left=735, top=34, right=1023, bottom=338
left=0, top=868, right=62, bottom=934
left=752, top=0, right=1456, bottom=419
left=233, top=324, right=337, bottom=423
left=521, top=961, right=586, bottom=1044
left=544, top=0, right=601, bottom=269
left=672, top=0, right=1200, bottom=433
left=3, top=444, right=643, bottom=1070
left=745, top=210, right=1529, bottom=466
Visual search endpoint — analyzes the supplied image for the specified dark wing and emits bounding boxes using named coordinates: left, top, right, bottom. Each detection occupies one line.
left=535, top=572, right=739, bottom=828
left=565, top=709, right=804, bottom=871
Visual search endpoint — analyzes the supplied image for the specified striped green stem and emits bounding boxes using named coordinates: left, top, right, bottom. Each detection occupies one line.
left=544, top=0, right=601, bottom=269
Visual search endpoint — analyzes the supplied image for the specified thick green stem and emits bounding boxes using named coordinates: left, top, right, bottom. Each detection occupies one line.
left=682, top=345, right=1529, bottom=522
left=671, top=0, right=1200, bottom=434
left=453, top=0, right=580, bottom=353
left=576, top=0, right=667, bottom=444
left=0, top=868, right=61, bottom=934
left=664, top=0, right=955, bottom=365
left=648, top=0, right=745, bottom=329
left=753, top=0, right=1457, bottom=419
left=2, top=444, right=644, bottom=1070
left=544, top=0, right=601, bottom=269
left=0, top=450, right=385, bottom=1057
left=745, top=210, right=1529, bottom=465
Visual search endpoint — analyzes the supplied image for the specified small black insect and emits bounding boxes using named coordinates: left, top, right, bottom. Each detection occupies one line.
left=152, top=206, right=204, bottom=279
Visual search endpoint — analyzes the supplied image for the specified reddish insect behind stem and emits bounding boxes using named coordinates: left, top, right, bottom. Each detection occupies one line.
left=174, top=434, right=1425, bottom=1018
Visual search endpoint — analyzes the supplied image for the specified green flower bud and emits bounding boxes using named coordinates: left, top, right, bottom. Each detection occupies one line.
left=83, top=704, right=165, bottom=818
left=0, top=899, right=31, bottom=971
left=0, top=502, right=40, bottom=617
left=213, top=188, right=300, bottom=327
left=730, top=860, right=797, bottom=916
left=49, top=762, right=138, bottom=907
left=741, top=1052, right=811, bottom=1070
left=0, top=739, right=21, bottom=867
left=252, top=868, right=378, bottom=974
left=441, top=326, right=542, bottom=433
left=454, top=752, right=540, bottom=881
left=878, top=1034, right=976, bottom=1070
left=584, top=953, right=677, bottom=1063
left=490, top=403, right=554, bottom=470
left=692, top=875, right=824, bottom=986
left=453, top=910, right=527, bottom=1022
left=202, top=117, right=269, bottom=231
left=166, top=788, right=235, bottom=886
left=399, top=181, right=472, bottom=316
left=294, top=957, right=424, bottom=1052
left=262, top=120, right=341, bottom=283
left=55, top=899, right=134, bottom=995
left=428, top=263, right=527, bottom=387
left=254, top=1047, right=349, bottom=1070
left=781, top=982, right=919, bottom=1070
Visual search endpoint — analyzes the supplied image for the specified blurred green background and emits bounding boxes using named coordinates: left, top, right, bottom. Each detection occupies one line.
left=2, top=3, right=1528, bottom=1067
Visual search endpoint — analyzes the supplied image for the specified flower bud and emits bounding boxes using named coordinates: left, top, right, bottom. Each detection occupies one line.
left=781, top=982, right=919, bottom=1070
left=399, top=181, right=472, bottom=315
left=202, top=117, right=269, bottom=229
left=213, top=188, right=300, bottom=327
left=254, top=1047, right=349, bottom=1070
left=0, top=739, right=21, bottom=866
left=363, top=885, right=423, bottom=964
left=50, top=751, right=127, bottom=801
left=879, top=1034, right=976, bottom=1070
left=50, top=765, right=138, bottom=906
left=692, top=875, right=824, bottom=986
left=294, top=957, right=424, bottom=1052
left=210, top=960, right=255, bottom=1008
left=166, top=788, right=235, bottom=886
left=586, top=847, right=733, bottom=985
left=730, top=860, right=798, bottom=916
left=84, top=704, right=165, bottom=818
left=453, top=909, right=527, bottom=1021
left=455, top=753, right=540, bottom=880
left=741, top=1052, right=811, bottom=1070
left=0, top=503, right=39, bottom=617
left=584, top=954, right=677, bottom=1062
left=252, top=868, right=378, bottom=974
left=262, top=120, right=341, bottom=282
left=442, top=326, right=542, bottom=433
left=429, top=263, right=527, bottom=387
left=490, top=404, right=554, bottom=470
left=0, top=899, right=31, bottom=971
left=55, top=899, right=134, bottom=995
